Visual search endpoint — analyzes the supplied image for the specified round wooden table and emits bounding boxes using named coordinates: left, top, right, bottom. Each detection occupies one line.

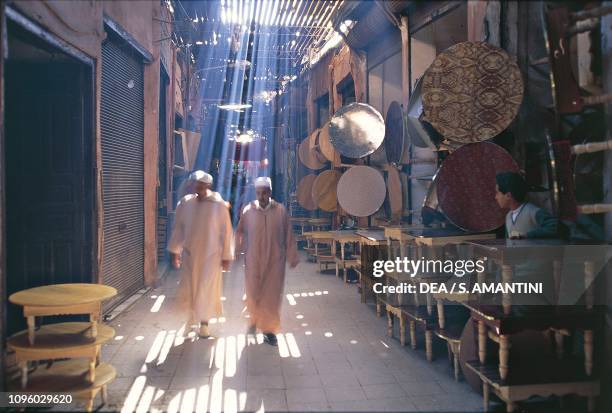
left=8, top=322, right=115, bottom=388
left=9, top=283, right=117, bottom=345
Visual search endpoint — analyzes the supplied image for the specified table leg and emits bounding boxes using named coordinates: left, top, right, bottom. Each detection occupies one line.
left=425, top=330, right=433, bottom=362
left=584, top=329, right=593, bottom=376
left=499, top=335, right=510, bottom=381
left=437, top=300, right=445, bottom=330
left=555, top=330, right=564, bottom=359
left=584, top=261, right=595, bottom=310
left=360, top=275, right=366, bottom=303
left=88, top=357, right=96, bottom=382
left=27, top=316, right=35, bottom=345
left=102, top=385, right=109, bottom=405
left=386, top=308, right=394, bottom=337
left=553, top=260, right=561, bottom=304
left=409, top=320, right=416, bottom=350
left=20, top=361, right=28, bottom=389
left=85, top=395, right=94, bottom=413
left=90, top=313, right=98, bottom=338
left=587, top=396, right=596, bottom=412
left=376, top=299, right=382, bottom=317
left=506, top=401, right=515, bottom=413
left=477, top=268, right=486, bottom=285
left=453, top=348, right=460, bottom=381
left=399, top=314, right=406, bottom=346
left=482, top=382, right=489, bottom=413
left=426, top=293, right=433, bottom=316
left=501, top=264, right=513, bottom=315
left=341, top=243, right=347, bottom=282
left=478, top=320, right=487, bottom=364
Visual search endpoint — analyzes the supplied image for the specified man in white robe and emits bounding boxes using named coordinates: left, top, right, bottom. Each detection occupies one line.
left=236, top=177, right=298, bottom=346
left=168, top=171, right=233, bottom=337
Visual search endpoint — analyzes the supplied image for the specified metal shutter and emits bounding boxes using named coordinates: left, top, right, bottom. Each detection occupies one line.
left=101, top=36, right=145, bottom=311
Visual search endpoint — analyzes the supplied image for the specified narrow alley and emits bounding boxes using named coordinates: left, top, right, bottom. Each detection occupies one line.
left=2, top=1, right=611, bottom=412
left=100, top=255, right=482, bottom=413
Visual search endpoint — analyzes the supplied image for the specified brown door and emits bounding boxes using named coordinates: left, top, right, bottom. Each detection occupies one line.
left=5, top=59, right=93, bottom=334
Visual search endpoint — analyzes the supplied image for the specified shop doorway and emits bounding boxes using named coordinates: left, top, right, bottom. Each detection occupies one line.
left=4, top=17, right=95, bottom=334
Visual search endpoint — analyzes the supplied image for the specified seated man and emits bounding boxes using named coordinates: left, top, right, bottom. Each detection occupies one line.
left=495, top=171, right=559, bottom=239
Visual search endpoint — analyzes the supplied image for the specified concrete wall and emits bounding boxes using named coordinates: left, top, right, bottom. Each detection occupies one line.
left=5, top=0, right=177, bottom=287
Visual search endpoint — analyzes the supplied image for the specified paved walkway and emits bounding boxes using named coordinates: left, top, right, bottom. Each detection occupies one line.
left=98, top=253, right=483, bottom=412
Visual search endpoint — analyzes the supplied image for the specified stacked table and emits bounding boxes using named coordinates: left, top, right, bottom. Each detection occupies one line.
left=383, top=228, right=495, bottom=368
left=460, top=240, right=608, bottom=412
left=8, top=283, right=117, bottom=412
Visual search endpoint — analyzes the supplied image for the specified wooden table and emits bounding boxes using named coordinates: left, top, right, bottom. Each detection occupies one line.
left=303, top=231, right=336, bottom=271
left=356, top=230, right=388, bottom=314
left=8, top=322, right=115, bottom=388
left=382, top=229, right=495, bottom=367
left=8, top=358, right=116, bottom=412
left=356, top=229, right=388, bottom=246
left=9, top=284, right=117, bottom=345
left=307, top=217, right=332, bottom=231
left=465, top=239, right=609, bottom=380
left=290, top=217, right=311, bottom=241
left=333, top=230, right=361, bottom=282
left=403, top=229, right=495, bottom=322
left=383, top=225, right=425, bottom=243
left=465, top=358, right=599, bottom=413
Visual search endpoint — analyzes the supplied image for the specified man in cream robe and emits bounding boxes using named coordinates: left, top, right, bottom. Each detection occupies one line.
left=236, top=177, right=298, bottom=345
left=168, top=171, right=233, bottom=337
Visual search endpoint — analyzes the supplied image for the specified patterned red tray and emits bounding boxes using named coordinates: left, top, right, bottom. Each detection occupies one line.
left=436, top=142, right=519, bottom=232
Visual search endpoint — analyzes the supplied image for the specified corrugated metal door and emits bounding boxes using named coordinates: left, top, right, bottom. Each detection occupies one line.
left=101, top=35, right=145, bottom=311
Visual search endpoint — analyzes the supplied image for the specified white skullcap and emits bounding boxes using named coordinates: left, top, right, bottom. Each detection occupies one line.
left=189, top=170, right=213, bottom=184
left=254, top=176, right=272, bottom=189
